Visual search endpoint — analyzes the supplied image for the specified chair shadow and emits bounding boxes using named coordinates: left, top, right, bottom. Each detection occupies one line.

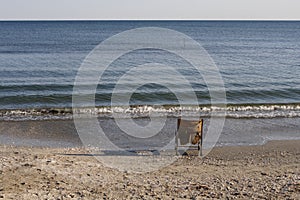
left=57, top=149, right=161, bottom=157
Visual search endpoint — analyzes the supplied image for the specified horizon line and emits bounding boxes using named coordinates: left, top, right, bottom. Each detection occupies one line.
left=0, top=19, right=300, bottom=21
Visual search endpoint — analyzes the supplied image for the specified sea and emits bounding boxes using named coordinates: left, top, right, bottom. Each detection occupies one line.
left=0, top=21, right=299, bottom=148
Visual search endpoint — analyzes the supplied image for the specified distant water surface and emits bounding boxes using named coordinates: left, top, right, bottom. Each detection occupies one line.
left=0, top=21, right=299, bottom=119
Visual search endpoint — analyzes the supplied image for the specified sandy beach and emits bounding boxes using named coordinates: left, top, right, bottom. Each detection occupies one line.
left=1, top=140, right=299, bottom=199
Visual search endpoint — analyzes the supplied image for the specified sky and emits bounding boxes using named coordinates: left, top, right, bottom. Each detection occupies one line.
left=0, top=0, right=300, bottom=20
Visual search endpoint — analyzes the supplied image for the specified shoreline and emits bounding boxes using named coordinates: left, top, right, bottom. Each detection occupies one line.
left=0, top=137, right=299, bottom=151
left=1, top=138, right=299, bottom=158
left=1, top=140, right=299, bottom=199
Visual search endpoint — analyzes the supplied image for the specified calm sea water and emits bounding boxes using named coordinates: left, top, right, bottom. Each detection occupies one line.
left=0, top=21, right=300, bottom=120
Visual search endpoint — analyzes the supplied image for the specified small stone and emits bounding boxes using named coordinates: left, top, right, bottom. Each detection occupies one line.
left=196, top=185, right=209, bottom=190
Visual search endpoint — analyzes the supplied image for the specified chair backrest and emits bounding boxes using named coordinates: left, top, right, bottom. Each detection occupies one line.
left=176, top=118, right=203, bottom=145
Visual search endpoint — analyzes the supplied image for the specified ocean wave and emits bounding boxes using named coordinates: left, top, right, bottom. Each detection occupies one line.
left=0, top=103, right=300, bottom=121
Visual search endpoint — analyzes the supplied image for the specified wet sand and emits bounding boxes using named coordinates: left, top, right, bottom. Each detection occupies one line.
left=1, top=140, right=299, bottom=199
left=1, top=117, right=300, bottom=149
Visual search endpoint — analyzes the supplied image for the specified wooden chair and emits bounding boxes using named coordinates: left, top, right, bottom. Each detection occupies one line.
left=175, top=118, right=203, bottom=156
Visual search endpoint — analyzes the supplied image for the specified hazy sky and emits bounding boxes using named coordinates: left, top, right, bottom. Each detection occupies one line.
left=1, top=0, right=300, bottom=20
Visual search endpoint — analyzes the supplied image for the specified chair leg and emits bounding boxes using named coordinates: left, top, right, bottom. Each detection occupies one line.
left=200, top=145, right=203, bottom=157
left=175, top=131, right=179, bottom=156
left=200, top=138, right=203, bottom=157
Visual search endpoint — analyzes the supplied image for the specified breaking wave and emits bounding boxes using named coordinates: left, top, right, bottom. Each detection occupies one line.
left=0, top=103, right=300, bottom=121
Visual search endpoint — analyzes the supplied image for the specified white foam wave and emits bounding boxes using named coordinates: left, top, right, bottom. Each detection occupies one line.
left=1, top=104, right=300, bottom=121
